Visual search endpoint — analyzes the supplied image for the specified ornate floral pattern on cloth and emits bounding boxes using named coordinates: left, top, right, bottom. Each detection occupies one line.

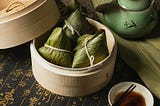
left=0, top=0, right=160, bottom=106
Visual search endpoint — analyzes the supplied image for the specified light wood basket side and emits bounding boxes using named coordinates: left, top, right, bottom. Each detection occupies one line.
left=0, top=0, right=60, bottom=49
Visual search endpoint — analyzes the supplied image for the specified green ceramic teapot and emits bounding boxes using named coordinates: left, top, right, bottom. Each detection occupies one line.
left=94, top=0, right=158, bottom=38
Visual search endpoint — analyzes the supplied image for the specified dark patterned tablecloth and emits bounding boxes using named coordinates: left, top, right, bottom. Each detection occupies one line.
left=0, top=0, right=160, bottom=106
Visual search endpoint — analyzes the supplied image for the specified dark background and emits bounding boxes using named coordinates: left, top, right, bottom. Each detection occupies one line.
left=0, top=0, right=160, bottom=105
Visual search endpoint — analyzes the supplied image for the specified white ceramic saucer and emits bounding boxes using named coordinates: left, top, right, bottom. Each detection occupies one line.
left=108, top=81, right=154, bottom=106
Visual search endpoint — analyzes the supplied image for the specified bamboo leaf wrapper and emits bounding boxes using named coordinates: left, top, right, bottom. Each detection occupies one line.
left=72, top=29, right=109, bottom=68
left=63, top=9, right=95, bottom=48
left=38, top=27, right=73, bottom=67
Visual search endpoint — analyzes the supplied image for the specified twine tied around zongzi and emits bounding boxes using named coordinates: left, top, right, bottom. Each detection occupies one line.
left=6, top=1, right=25, bottom=12
left=84, top=38, right=95, bottom=66
left=63, top=20, right=81, bottom=37
left=44, top=44, right=72, bottom=54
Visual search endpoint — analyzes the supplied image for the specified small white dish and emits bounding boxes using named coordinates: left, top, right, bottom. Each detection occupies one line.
left=108, top=81, right=154, bottom=106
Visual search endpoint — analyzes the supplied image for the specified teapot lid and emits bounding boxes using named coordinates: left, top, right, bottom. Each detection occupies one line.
left=117, top=0, right=151, bottom=11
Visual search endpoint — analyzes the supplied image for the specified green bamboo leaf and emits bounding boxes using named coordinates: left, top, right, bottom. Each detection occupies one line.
left=38, top=27, right=73, bottom=67
left=72, top=29, right=109, bottom=68
left=92, top=0, right=113, bottom=10
left=91, top=0, right=114, bottom=24
left=63, top=9, right=95, bottom=48
left=62, top=0, right=87, bottom=13
left=144, top=20, right=160, bottom=51
left=114, top=32, right=160, bottom=98
left=146, top=37, right=160, bottom=51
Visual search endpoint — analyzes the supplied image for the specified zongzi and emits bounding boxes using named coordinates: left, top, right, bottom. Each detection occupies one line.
left=38, top=27, right=73, bottom=68
left=72, top=29, right=109, bottom=68
left=63, top=9, right=95, bottom=48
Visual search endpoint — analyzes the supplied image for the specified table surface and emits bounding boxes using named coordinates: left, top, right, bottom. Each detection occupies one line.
left=0, top=0, right=160, bottom=106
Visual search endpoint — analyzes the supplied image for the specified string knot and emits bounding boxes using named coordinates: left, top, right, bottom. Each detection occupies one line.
left=63, top=20, right=81, bottom=37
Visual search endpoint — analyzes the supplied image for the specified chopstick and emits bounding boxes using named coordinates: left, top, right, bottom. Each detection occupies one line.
left=112, top=84, right=136, bottom=106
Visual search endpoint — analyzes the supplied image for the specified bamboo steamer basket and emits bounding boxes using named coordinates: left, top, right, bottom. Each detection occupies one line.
left=0, top=0, right=60, bottom=49
left=30, top=18, right=117, bottom=97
